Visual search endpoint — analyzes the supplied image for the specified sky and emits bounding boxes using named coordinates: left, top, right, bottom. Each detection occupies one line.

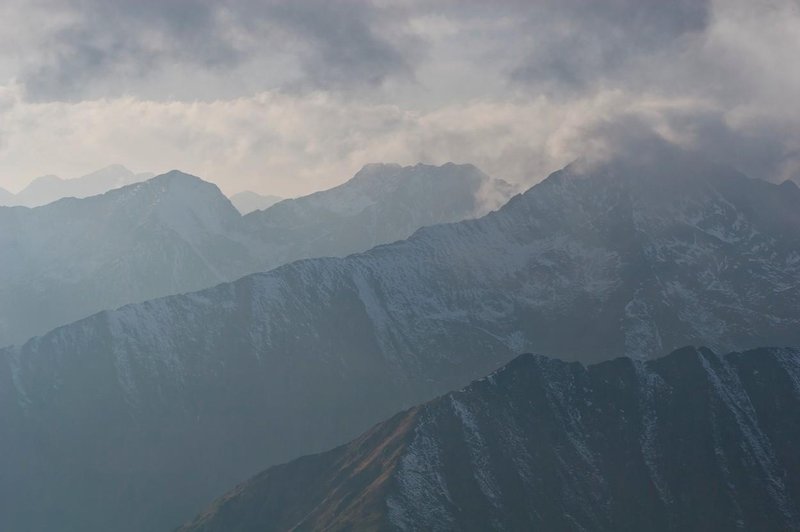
left=0, top=0, right=799, bottom=196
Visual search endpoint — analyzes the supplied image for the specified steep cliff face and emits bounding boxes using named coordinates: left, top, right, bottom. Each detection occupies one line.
left=180, top=346, right=800, bottom=532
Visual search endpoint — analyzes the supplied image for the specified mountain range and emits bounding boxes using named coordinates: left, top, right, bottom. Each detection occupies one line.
left=178, top=346, right=800, bottom=532
left=1, top=147, right=798, bottom=531
left=0, top=162, right=507, bottom=347
left=0, top=164, right=154, bottom=207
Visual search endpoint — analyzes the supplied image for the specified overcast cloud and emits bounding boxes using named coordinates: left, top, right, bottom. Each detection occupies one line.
left=0, top=0, right=798, bottom=195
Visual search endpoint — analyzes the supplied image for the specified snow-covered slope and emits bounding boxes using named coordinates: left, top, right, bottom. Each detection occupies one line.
left=229, top=191, right=283, bottom=214
left=0, top=163, right=506, bottom=347
left=179, top=346, right=800, bottom=532
left=0, top=149, right=798, bottom=531
left=1, top=165, right=154, bottom=207
left=0, top=171, right=251, bottom=347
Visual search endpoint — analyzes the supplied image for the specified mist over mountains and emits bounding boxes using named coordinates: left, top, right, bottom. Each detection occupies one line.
left=0, top=162, right=507, bottom=347
left=2, top=147, right=799, bottom=531
left=2, top=2, right=799, bottom=531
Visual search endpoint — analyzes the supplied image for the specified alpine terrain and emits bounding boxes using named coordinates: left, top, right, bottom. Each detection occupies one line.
left=1, top=147, right=799, bottom=531
left=179, top=346, right=800, bottom=532
left=0, top=162, right=507, bottom=347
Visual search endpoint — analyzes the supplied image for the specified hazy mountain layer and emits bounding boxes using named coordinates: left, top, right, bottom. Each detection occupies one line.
left=1, top=149, right=799, bottom=531
left=0, top=164, right=154, bottom=207
left=229, top=191, right=283, bottom=214
left=179, top=346, right=800, bottom=532
left=0, top=186, right=14, bottom=204
left=0, top=162, right=505, bottom=346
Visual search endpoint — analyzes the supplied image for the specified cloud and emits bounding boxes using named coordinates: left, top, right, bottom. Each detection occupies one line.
left=7, top=0, right=419, bottom=101
left=507, top=0, right=711, bottom=92
left=0, top=0, right=799, bottom=193
left=0, top=85, right=719, bottom=196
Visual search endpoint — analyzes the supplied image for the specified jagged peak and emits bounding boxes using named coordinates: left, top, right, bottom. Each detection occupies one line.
left=352, top=162, right=402, bottom=178
left=512, top=144, right=775, bottom=211
left=130, top=170, right=229, bottom=197
left=350, top=161, right=486, bottom=183
left=86, top=170, right=232, bottom=213
left=150, top=169, right=206, bottom=183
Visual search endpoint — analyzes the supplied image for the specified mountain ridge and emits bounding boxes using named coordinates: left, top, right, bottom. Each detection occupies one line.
left=178, top=345, right=800, bottom=532
left=0, top=164, right=155, bottom=207
left=1, top=149, right=799, bottom=531
left=0, top=162, right=508, bottom=347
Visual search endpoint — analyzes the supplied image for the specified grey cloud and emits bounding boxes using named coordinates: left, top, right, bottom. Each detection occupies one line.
left=23, top=1, right=236, bottom=100
left=687, top=120, right=800, bottom=185
left=2, top=0, right=800, bottom=193
left=249, top=2, right=417, bottom=89
left=20, top=0, right=417, bottom=101
left=507, top=0, right=711, bottom=92
left=2, top=0, right=722, bottom=101
left=571, top=103, right=800, bottom=186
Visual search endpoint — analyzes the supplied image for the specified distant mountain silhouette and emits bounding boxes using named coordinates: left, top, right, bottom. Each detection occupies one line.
left=0, top=165, right=154, bottom=207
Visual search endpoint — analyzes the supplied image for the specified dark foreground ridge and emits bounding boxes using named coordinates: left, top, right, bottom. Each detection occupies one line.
left=180, top=346, right=800, bottom=532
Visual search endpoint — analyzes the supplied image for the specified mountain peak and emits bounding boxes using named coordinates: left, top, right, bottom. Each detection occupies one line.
left=352, top=162, right=402, bottom=179
left=125, top=171, right=233, bottom=207
left=152, top=169, right=206, bottom=183
left=514, top=145, right=761, bottom=222
left=131, top=170, right=232, bottom=200
left=98, top=170, right=241, bottom=235
left=350, top=162, right=484, bottom=183
left=26, top=173, right=63, bottom=187
left=781, top=178, right=799, bottom=190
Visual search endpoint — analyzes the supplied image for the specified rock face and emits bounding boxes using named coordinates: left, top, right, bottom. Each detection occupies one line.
left=1, top=149, right=799, bottom=531
left=179, top=346, right=800, bottom=532
left=0, top=162, right=505, bottom=346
